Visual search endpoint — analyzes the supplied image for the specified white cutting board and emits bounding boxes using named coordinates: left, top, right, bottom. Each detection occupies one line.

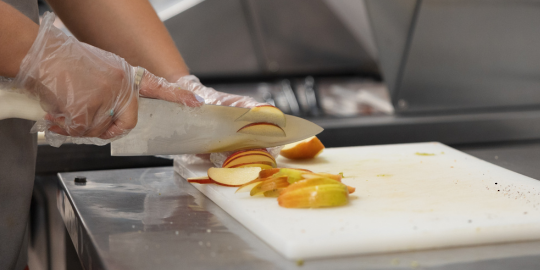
left=175, top=142, right=540, bottom=260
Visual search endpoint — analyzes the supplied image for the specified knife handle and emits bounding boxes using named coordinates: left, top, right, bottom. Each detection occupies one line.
left=0, top=90, right=46, bottom=121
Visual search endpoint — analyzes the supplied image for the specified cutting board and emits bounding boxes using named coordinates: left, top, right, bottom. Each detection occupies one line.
left=175, top=142, right=540, bottom=260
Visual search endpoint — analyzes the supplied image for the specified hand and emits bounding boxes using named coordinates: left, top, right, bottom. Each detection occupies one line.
left=14, top=12, right=203, bottom=144
left=174, top=75, right=265, bottom=108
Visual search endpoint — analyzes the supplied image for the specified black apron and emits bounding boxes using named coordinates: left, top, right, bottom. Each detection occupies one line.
left=0, top=1, right=39, bottom=270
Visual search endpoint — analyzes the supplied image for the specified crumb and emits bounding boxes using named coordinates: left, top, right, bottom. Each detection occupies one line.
left=296, top=259, right=304, bottom=266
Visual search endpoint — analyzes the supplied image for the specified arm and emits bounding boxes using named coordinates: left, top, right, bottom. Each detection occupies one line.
left=46, top=0, right=189, bottom=82
left=0, top=1, right=38, bottom=77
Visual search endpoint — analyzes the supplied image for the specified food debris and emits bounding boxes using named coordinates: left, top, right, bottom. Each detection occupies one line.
left=415, top=152, right=435, bottom=156
left=377, top=174, right=392, bottom=177
left=339, top=172, right=345, bottom=178
left=296, top=259, right=304, bottom=266
left=410, top=261, right=420, bottom=268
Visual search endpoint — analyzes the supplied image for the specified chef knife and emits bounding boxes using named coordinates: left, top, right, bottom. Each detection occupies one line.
left=0, top=90, right=323, bottom=155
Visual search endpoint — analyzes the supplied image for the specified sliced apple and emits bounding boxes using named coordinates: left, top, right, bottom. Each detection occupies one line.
left=347, top=186, right=356, bottom=194
left=235, top=105, right=286, bottom=127
left=237, top=122, right=286, bottom=137
left=223, top=149, right=273, bottom=167
left=259, top=168, right=280, bottom=178
left=278, top=184, right=349, bottom=208
left=250, top=176, right=289, bottom=196
left=207, top=167, right=261, bottom=186
left=301, top=172, right=342, bottom=182
left=273, top=168, right=307, bottom=184
left=278, top=178, right=349, bottom=208
left=223, top=154, right=277, bottom=168
left=187, top=176, right=214, bottom=184
left=280, top=136, right=325, bottom=160
left=235, top=179, right=265, bottom=193
left=264, top=189, right=284, bottom=197
left=281, top=177, right=342, bottom=193
left=228, top=162, right=275, bottom=170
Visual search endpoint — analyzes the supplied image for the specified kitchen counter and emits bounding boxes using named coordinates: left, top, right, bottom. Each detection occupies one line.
left=57, top=141, right=540, bottom=270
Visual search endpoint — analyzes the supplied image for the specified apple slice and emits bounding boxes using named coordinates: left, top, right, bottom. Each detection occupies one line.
left=187, top=176, right=214, bottom=184
left=347, top=186, right=356, bottom=194
left=207, top=167, right=261, bottom=186
left=278, top=184, right=349, bottom=208
left=223, top=154, right=277, bottom=168
left=250, top=176, right=289, bottom=196
left=259, top=168, right=280, bottom=178
left=273, top=168, right=307, bottom=184
left=280, top=136, right=325, bottom=160
left=235, top=105, right=286, bottom=127
left=235, top=178, right=265, bottom=193
left=264, top=189, right=284, bottom=197
left=301, top=172, right=342, bottom=182
left=223, top=149, right=273, bottom=167
left=237, top=122, right=286, bottom=137
left=228, top=162, right=275, bottom=170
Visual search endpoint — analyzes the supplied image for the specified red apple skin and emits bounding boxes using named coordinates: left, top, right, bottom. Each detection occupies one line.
left=223, top=153, right=274, bottom=167
left=223, top=149, right=272, bottom=166
left=187, top=178, right=214, bottom=184
left=223, top=154, right=277, bottom=168
left=227, top=161, right=275, bottom=168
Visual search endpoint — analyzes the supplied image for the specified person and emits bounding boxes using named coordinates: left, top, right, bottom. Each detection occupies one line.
left=0, top=1, right=263, bottom=269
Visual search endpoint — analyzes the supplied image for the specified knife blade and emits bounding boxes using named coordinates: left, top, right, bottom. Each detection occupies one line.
left=110, top=98, right=323, bottom=156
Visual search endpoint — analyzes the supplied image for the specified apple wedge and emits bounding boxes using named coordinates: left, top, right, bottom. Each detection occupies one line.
left=223, top=154, right=277, bottom=168
left=228, top=162, right=275, bottom=170
left=235, top=105, right=286, bottom=127
left=207, top=167, right=261, bottom=186
left=301, top=172, right=342, bottom=182
left=237, top=122, right=286, bottom=137
left=278, top=178, right=349, bottom=208
left=259, top=168, right=280, bottom=178
left=280, top=136, right=325, bottom=159
left=223, top=149, right=273, bottom=167
left=187, top=176, right=214, bottom=184
left=264, top=189, right=284, bottom=197
left=272, top=168, right=307, bottom=184
left=250, top=176, right=289, bottom=196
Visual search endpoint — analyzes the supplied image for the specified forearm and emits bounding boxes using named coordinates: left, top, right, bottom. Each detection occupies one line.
left=46, top=0, right=189, bottom=82
left=0, top=1, right=38, bottom=78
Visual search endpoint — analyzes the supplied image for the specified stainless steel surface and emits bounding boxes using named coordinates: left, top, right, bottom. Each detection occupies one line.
left=313, top=109, right=540, bottom=148
left=365, top=0, right=418, bottom=97
left=394, top=0, right=540, bottom=114
left=162, top=0, right=377, bottom=78
left=111, top=99, right=323, bottom=156
left=163, top=0, right=262, bottom=77
left=58, top=142, right=540, bottom=269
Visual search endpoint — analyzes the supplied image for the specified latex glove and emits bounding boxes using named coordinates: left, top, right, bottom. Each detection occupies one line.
left=13, top=12, right=203, bottom=147
left=175, top=75, right=265, bottom=108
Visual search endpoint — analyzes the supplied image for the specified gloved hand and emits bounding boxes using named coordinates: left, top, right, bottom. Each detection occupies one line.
left=13, top=12, right=203, bottom=147
left=174, top=75, right=265, bottom=108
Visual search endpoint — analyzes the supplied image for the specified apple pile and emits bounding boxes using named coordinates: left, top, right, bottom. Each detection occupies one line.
left=188, top=167, right=354, bottom=208
left=236, top=105, right=286, bottom=137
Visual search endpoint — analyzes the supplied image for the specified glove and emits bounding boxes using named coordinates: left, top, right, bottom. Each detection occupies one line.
left=13, top=12, right=203, bottom=147
left=174, top=75, right=265, bottom=108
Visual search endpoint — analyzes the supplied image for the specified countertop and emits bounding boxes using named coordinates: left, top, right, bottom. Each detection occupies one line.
left=57, top=141, right=540, bottom=270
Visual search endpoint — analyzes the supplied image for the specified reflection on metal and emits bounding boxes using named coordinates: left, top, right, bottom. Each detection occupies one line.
left=365, top=0, right=418, bottom=98
left=280, top=80, right=301, bottom=116
left=162, top=0, right=378, bottom=77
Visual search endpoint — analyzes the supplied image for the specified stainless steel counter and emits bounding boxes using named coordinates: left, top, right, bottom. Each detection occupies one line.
left=57, top=142, right=540, bottom=270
